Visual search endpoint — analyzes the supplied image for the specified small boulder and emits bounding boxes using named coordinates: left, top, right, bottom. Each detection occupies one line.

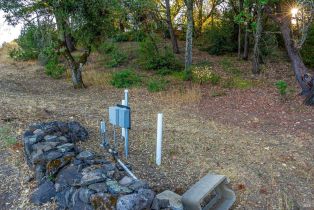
left=30, top=180, right=56, bottom=205
left=116, top=189, right=155, bottom=210
left=88, top=183, right=108, bottom=193
left=119, top=176, right=133, bottom=186
left=77, top=150, right=94, bottom=160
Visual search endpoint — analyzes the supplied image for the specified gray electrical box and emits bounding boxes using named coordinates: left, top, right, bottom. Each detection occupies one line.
left=109, top=105, right=131, bottom=129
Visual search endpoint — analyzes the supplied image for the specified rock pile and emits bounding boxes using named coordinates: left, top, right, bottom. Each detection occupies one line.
left=23, top=121, right=164, bottom=210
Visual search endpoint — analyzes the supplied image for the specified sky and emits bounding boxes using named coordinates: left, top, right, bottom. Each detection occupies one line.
left=0, top=11, right=22, bottom=47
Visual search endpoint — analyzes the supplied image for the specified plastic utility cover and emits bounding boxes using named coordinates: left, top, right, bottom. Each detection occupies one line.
left=181, top=173, right=236, bottom=210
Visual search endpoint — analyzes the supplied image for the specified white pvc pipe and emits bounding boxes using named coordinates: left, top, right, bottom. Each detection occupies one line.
left=121, top=99, right=126, bottom=139
left=124, top=89, right=129, bottom=158
left=156, top=113, right=163, bottom=166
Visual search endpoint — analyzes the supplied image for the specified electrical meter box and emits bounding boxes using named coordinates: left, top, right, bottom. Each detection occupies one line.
left=109, top=105, right=131, bottom=129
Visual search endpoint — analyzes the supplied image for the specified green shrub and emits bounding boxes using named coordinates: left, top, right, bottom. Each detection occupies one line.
left=147, top=78, right=167, bottom=92
left=8, top=25, right=40, bottom=60
left=38, top=44, right=59, bottom=66
left=138, top=37, right=182, bottom=71
left=99, top=41, right=127, bottom=67
left=111, top=69, right=141, bottom=88
left=113, top=33, right=129, bottom=42
left=191, top=66, right=221, bottom=85
left=106, top=50, right=127, bottom=67
left=197, top=22, right=237, bottom=55
left=45, top=60, right=65, bottom=79
left=275, top=80, right=288, bottom=96
left=98, top=42, right=116, bottom=54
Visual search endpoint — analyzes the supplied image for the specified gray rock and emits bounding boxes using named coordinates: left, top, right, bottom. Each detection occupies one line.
left=72, top=189, right=93, bottom=210
left=55, top=165, right=82, bottom=191
left=32, top=141, right=59, bottom=152
left=56, top=190, right=68, bottom=209
left=45, top=150, right=63, bottom=161
left=102, top=163, right=116, bottom=172
left=128, top=180, right=149, bottom=191
left=80, top=171, right=106, bottom=186
left=57, top=143, right=74, bottom=153
left=34, top=129, right=45, bottom=136
left=58, top=136, right=68, bottom=142
left=35, top=165, right=45, bottom=183
left=156, top=190, right=183, bottom=210
left=106, top=180, right=132, bottom=195
left=116, top=189, right=155, bottom=210
left=88, top=183, right=108, bottom=193
left=77, top=150, right=94, bottom=160
left=67, top=121, right=89, bottom=142
left=158, top=198, right=170, bottom=209
left=25, top=135, right=42, bottom=145
left=44, top=135, right=58, bottom=142
left=30, top=181, right=56, bottom=205
left=31, top=150, right=44, bottom=164
left=119, top=176, right=133, bottom=186
left=78, top=188, right=94, bottom=203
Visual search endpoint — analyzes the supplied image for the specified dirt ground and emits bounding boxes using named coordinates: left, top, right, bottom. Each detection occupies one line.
left=0, top=44, right=313, bottom=210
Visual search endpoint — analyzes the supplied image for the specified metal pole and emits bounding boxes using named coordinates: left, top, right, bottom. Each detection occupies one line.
left=124, top=89, right=129, bottom=158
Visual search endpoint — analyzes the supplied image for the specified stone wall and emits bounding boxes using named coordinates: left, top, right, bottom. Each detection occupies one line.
left=23, top=121, right=166, bottom=210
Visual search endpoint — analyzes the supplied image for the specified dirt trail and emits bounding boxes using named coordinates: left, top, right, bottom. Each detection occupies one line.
left=0, top=46, right=313, bottom=209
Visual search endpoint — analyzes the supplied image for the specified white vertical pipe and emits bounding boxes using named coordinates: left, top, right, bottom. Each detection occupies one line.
left=121, top=99, right=126, bottom=139
left=124, top=89, right=129, bottom=158
left=156, top=113, right=163, bottom=166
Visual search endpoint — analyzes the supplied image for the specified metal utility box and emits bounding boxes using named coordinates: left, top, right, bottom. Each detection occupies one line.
left=181, top=173, right=236, bottom=210
left=109, top=105, right=131, bottom=129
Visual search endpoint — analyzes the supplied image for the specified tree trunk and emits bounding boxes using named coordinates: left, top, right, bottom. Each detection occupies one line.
left=280, top=20, right=312, bottom=96
left=165, top=0, right=180, bottom=54
left=55, top=12, right=89, bottom=89
left=184, top=0, right=194, bottom=77
left=238, top=0, right=243, bottom=59
left=252, top=3, right=262, bottom=74
left=65, top=33, right=76, bottom=52
left=264, top=5, right=314, bottom=105
left=242, top=23, right=249, bottom=60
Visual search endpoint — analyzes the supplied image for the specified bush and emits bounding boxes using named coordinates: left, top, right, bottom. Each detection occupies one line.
left=112, top=30, right=147, bottom=42
left=191, top=66, right=221, bottom=85
left=45, top=60, right=65, bottom=79
left=197, top=22, right=237, bottom=55
left=98, top=42, right=116, bottom=54
left=98, top=41, right=127, bottom=67
left=111, top=69, right=141, bottom=88
left=275, top=80, right=288, bottom=96
left=8, top=25, right=40, bottom=60
left=113, top=33, right=129, bottom=42
left=138, top=37, right=182, bottom=71
left=106, top=50, right=127, bottom=67
left=38, top=44, right=59, bottom=66
left=147, top=78, right=167, bottom=92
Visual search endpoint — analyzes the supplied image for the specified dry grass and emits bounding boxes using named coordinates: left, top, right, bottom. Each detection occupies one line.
left=156, top=84, right=202, bottom=106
